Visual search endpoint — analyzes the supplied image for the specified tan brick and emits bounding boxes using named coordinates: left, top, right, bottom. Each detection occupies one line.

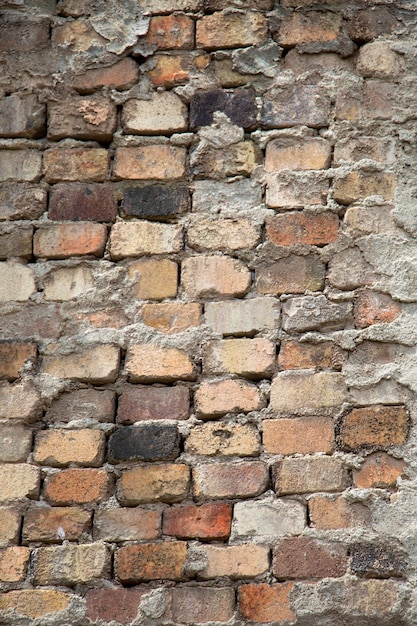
left=148, top=52, right=209, bottom=88
left=275, top=456, right=348, bottom=495
left=266, top=211, right=339, bottom=246
left=44, top=468, right=110, bottom=505
left=0, top=224, right=33, bottom=259
left=266, top=171, right=329, bottom=208
left=187, top=217, right=260, bottom=252
left=122, top=92, right=188, bottom=135
left=142, top=302, right=201, bottom=333
left=115, top=541, right=187, bottom=583
left=265, top=137, right=331, bottom=171
left=238, top=583, right=295, bottom=624
left=0, top=381, right=42, bottom=422
left=191, top=141, right=260, bottom=178
left=0, top=342, right=36, bottom=381
left=44, top=148, right=109, bottom=183
left=182, top=256, right=251, bottom=297
left=354, top=291, right=401, bottom=328
left=22, top=507, right=91, bottom=543
left=125, top=344, right=196, bottom=383
left=309, top=495, right=370, bottom=530
left=110, top=222, right=182, bottom=260
left=34, top=429, right=105, bottom=467
left=278, top=340, right=338, bottom=370
left=334, top=171, right=397, bottom=205
left=118, top=464, right=190, bottom=504
left=114, top=145, right=186, bottom=180
left=270, top=371, right=347, bottom=414
left=94, top=508, right=160, bottom=541
left=344, top=204, right=398, bottom=236
left=0, top=590, right=71, bottom=619
left=146, top=14, right=194, bottom=50
left=0, top=546, right=29, bottom=582
left=41, top=345, right=120, bottom=383
left=353, top=452, right=405, bottom=489
left=277, top=11, right=342, bottom=47
left=193, top=461, right=268, bottom=500
left=34, top=542, right=110, bottom=585
left=357, top=42, right=405, bottom=78
left=0, top=508, right=21, bottom=545
left=43, top=265, right=94, bottom=300
left=256, top=255, right=325, bottom=295
left=52, top=19, right=107, bottom=50
left=205, top=297, right=280, bottom=336
left=195, top=379, right=264, bottom=417
left=185, top=422, right=260, bottom=456
left=203, top=338, right=275, bottom=379
left=0, top=150, right=42, bottom=182
left=0, top=262, right=36, bottom=302
left=48, top=95, right=117, bottom=141
left=197, top=10, right=267, bottom=49
left=272, top=537, right=347, bottom=580
left=0, top=464, right=40, bottom=501
left=263, top=417, right=334, bottom=455
left=128, top=259, right=178, bottom=299
left=336, top=80, right=392, bottom=123
left=0, top=426, right=32, bottom=462
left=34, top=223, right=107, bottom=259
left=198, top=544, right=269, bottom=579
left=334, top=137, right=396, bottom=166
left=73, top=58, right=140, bottom=93
left=340, top=405, right=408, bottom=451
left=142, top=0, right=202, bottom=13
left=231, top=499, right=306, bottom=541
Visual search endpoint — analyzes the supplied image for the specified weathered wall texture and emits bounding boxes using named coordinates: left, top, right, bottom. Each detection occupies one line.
left=1, top=0, right=417, bottom=624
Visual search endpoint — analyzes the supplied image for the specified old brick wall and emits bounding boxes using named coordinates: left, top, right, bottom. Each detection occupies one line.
left=0, top=0, right=417, bottom=624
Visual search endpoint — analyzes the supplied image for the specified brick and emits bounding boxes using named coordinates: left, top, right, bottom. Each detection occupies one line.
left=121, top=184, right=190, bottom=220
left=353, top=452, right=405, bottom=489
left=146, top=14, right=194, bottom=50
left=265, top=137, right=331, bottom=171
left=357, top=42, right=404, bottom=79
left=0, top=225, right=33, bottom=259
left=0, top=464, right=40, bottom=501
left=263, top=417, right=334, bottom=455
left=0, top=262, right=36, bottom=302
left=214, top=57, right=252, bottom=87
left=86, top=588, right=146, bottom=625
left=195, top=379, right=264, bottom=417
left=42, top=345, right=120, bottom=383
left=354, top=291, right=401, bottom=328
left=34, top=429, right=105, bottom=467
left=0, top=94, right=45, bottom=138
left=0, top=426, right=31, bottom=462
left=114, top=145, right=186, bottom=180
left=94, top=508, right=160, bottom=542
left=334, top=137, right=396, bottom=166
left=340, top=406, right=408, bottom=451
left=278, top=340, right=339, bottom=370
left=0, top=185, right=46, bottom=221
left=125, top=344, right=196, bottom=383
left=271, top=371, right=347, bottom=414
left=191, top=140, right=260, bottom=178
left=192, top=178, right=262, bottom=214
left=282, top=295, right=352, bottom=333
left=205, top=297, right=280, bottom=336
left=142, top=302, right=201, bottom=333
left=142, top=0, right=202, bottom=12
left=112, top=222, right=182, bottom=260
left=44, top=148, right=109, bottom=183
left=46, top=389, right=115, bottom=423
left=0, top=17, right=49, bottom=52
left=128, top=259, right=178, bottom=299
left=238, top=583, right=295, bottom=624
left=163, top=502, right=232, bottom=540
left=48, top=95, right=117, bottom=141
left=232, top=499, right=305, bottom=541
left=49, top=183, right=117, bottom=222
left=34, top=223, right=107, bottom=259
left=350, top=543, right=406, bottom=578
left=0, top=342, right=36, bottom=380
left=206, top=0, right=273, bottom=8
left=266, top=212, right=339, bottom=246
left=336, top=80, right=392, bottom=123
left=275, top=457, right=348, bottom=495
left=334, top=171, right=397, bottom=205
left=0, top=150, right=42, bottom=182
left=44, top=468, right=110, bottom=505
left=43, top=265, right=94, bottom=301
left=198, top=544, right=269, bottom=579
left=188, top=217, right=260, bottom=251
left=0, top=381, right=42, bottom=422
left=0, top=546, right=29, bottom=582
left=272, top=537, right=347, bottom=580
left=73, top=58, right=139, bottom=93
left=108, top=424, right=180, bottom=462
left=347, top=7, right=399, bottom=43
left=118, top=386, right=189, bottom=423
left=328, top=247, right=375, bottom=290
left=262, top=85, right=331, bottom=128
left=0, top=304, right=61, bottom=339
left=118, top=463, right=190, bottom=504
left=172, top=587, right=235, bottom=623
left=203, top=338, right=275, bottom=379
left=115, top=542, right=187, bottom=583
left=34, top=542, right=109, bottom=585
left=344, top=204, right=397, bottom=235
left=52, top=19, right=106, bottom=50
left=186, top=421, right=260, bottom=457
left=22, top=507, right=91, bottom=543
left=266, top=171, right=329, bottom=208
left=0, top=590, right=71, bottom=619
left=122, top=92, right=188, bottom=135
left=148, top=52, right=209, bottom=88
left=190, top=88, right=257, bottom=129
left=309, top=495, right=370, bottom=530
left=277, top=11, right=342, bottom=47
left=197, top=10, right=267, bottom=49
left=193, top=461, right=268, bottom=500
left=0, top=508, right=20, bottom=545
left=256, top=255, right=325, bottom=295
left=284, top=49, right=352, bottom=75
left=182, top=256, right=251, bottom=297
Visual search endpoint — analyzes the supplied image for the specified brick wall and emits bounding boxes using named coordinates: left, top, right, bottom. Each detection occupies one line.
left=0, top=0, right=416, bottom=624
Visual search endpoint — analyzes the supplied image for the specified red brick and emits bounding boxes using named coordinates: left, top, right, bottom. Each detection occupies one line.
left=238, top=583, right=295, bottom=623
left=272, top=537, right=347, bottom=579
left=34, top=223, right=107, bottom=259
left=73, top=58, right=140, bottom=93
left=44, top=468, right=110, bottom=505
left=266, top=212, right=339, bottom=246
left=43, top=148, right=109, bottom=183
left=86, top=588, right=146, bottom=625
left=0, top=342, right=37, bottom=380
left=118, top=464, right=190, bottom=505
left=115, top=542, right=187, bottom=583
left=193, top=461, right=268, bottom=500
left=263, top=417, right=334, bottom=455
left=146, top=14, right=194, bottom=50
left=353, top=452, right=405, bottom=489
left=277, top=11, right=342, bottom=47
left=354, top=291, right=401, bottom=327
left=256, top=255, right=325, bottom=295
left=163, top=502, right=232, bottom=540
left=340, top=405, right=409, bottom=451
left=278, top=340, right=340, bottom=370
left=117, top=385, right=189, bottom=423
left=22, top=507, right=91, bottom=543
left=148, top=52, right=210, bottom=88
left=172, top=587, right=235, bottom=623
left=48, top=183, right=117, bottom=222
left=93, top=508, right=160, bottom=541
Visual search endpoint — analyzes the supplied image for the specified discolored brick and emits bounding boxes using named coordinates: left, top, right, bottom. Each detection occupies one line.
left=354, top=290, right=401, bottom=328
left=115, top=542, right=187, bottom=583
left=0, top=342, right=37, bottom=381
left=0, top=94, right=45, bottom=139
left=182, top=255, right=251, bottom=297
left=145, top=14, right=194, bottom=50
left=0, top=464, right=40, bottom=501
left=0, top=590, right=71, bottom=619
left=44, top=148, right=109, bottom=183
left=270, top=371, right=347, bottom=414
left=122, top=92, right=188, bottom=135
left=48, top=94, right=117, bottom=141
left=205, top=297, right=280, bottom=336
left=197, top=10, right=267, bottom=49
left=0, top=381, right=42, bottom=423
left=347, top=7, right=399, bottom=43
left=266, top=171, right=329, bottom=208
left=187, top=217, right=260, bottom=251
left=340, top=405, right=408, bottom=451
left=309, top=495, right=370, bottom=530
left=49, top=183, right=117, bottom=222
left=43, top=265, right=94, bottom=301
left=148, top=52, right=209, bottom=88
left=45, top=389, right=115, bottom=423
left=121, top=185, right=190, bottom=220
left=190, top=89, right=257, bottom=129
left=191, top=140, right=260, bottom=178
left=0, top=150, right=42, bottom=183
left=128, top=258, right=178, bottom=300
left=163, top=502, right=232, bottom=540
left=125, top=344, right=196, bottom=383
left=0, top=508, right=21, bottom=545
left=263, top=417, right=334, bottom=455
left=0, top=262, right=36, bottom=302
left=0, top=304, right=61, bottom=339
left=278, top=340, right=339, bottom=371
left=142, top=302, right=201, bottom=333
left=185, top=421, right=260, bottom=457
left=195, top=379, right=264, bottom=417
left=275, top=456, right=348, bottom=495
left=353, top=452, right=405, bottom=489
left=34, top=223, right=107, bottom=259
left=276, top=10, right=343, bottom=47
left=44, top=468, right=110, bottom=505
left=282, top=295, right=352, bottom=333
left=118, top=463, right=190, bottom=505
left=86, top=588, right=146, bottom=625
left=94, top=508, right=160, bottom=542
left=117, top=386, right=189, bottom=424
left=0, top=17, right=50, bottom=52
left=172, top=587, right=235, bottom=623
left=198, top=544, right=269, bottom=579
left=203, top=338, right=275, bottom=379
left=193, top=461, right=268, bottom=500
left=41, top=345, right=120, bottom=383
left=0, top=546, right=29, bottom=582
left=0, top=185, right=46, bottom=221
left=238, top=583, right=295, bottom=624
left=334, top=171, right=397, bottom=205
left=357, top=42, right=405, bottom=79
left=33, top=542, right=110, bottom=585
left=0, top=426, right=32, bottom=462
left=22, top=507, right=91, bottom=543
left=272, top=537, right=347, bottom=580
left=265, top=137, right=331, bottom=171
left=256, top=255, right=326, bottom=295
left=108, top=424, right=180, bottom=463
left=262, top=84, right=331, bottom=129
left=350, top=543, right=406, bottom=578
left=266, top=212, right=339, bottom=246
left=231, top=499, right=306, bottom=541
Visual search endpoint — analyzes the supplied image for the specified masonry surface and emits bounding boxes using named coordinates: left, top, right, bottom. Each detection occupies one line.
left=1, top=0, right=417, bottom=624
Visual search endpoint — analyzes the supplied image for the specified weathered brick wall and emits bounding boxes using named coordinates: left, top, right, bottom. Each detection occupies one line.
left=0, top=0, right=416, bottom=624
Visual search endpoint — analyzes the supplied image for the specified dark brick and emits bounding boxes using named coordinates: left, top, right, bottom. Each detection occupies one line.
left=0, top=185, right=47, bottom=221
left=339, top=405, right=409, bottom=451
left=190, top=89, right=257, bottom=130
left=0, top=95, right=46, bottom=139
left=262, top=84, right=331, bottom=129
left=86, top=588, right=146, bottom=624
left=0, top=304, right=61, bottom=339
left=117, top=385, right=189, bottom=423
left=121, top=185, right=190, bottom=220
left=108, top=424, right=180, bottom=462
left=347, top=8, right=399, bottom=43
left=272, top=537, right=348, bottom=580
left=0, top=226, right=33, bottom=259
left=49, top=183, right=117, bottom=222
left=351, top=544, right=407, bottom=578
left=0, top=17, right=50, bottom=52
left=45, top=389, right=116, bottom=423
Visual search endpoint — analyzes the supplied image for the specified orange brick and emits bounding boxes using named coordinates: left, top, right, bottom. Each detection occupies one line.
left=195, top=379, right=264, bottom=417
left=354, top=290, right=401, bottom=327
left=266, top=212, right=339, bottom=246
left=197, top=10, right=267, bottom=49
left=193, top=461, right=268, bottom=500
left=204, top=338, right=275, bottom=379
left=334, top=171, right=397, bottom=205
left=185, top=422, right=260, bottom=457
left=44, top=148, right=109, bottom=183
left=0, top=590, right=71, bottom=619
left=353, top=452, right=405, bottom=489
left=265, top=137, right=331, bottom=171
left=272, top=537, right=347, bottom=579
left=34, top=223, right=107, bottom=259
left=277, top=11, right=342, bottom=46
left=22, top=507, right=91, bottom=543
left=118, top=464, right=190, bottom=505
left=146, top=14, right=194, bottom=50
left=238, top=583, right=295, bottom=623
left=33, top=542, right=110, bottom=585
left=0, top=342, right=37, bottom=380
left=34, top=429, right=105, bottom=467
left=309, top=495, right=370, bottom=530
left=163, top=502, right=232, bottom=540
left=340, top=405, right=408, bottom=451
left=44, top=468, right=110, bottom=505
left=73, top=58, right=140, bottom=93
left=263, top=417, right=334, bottom=455
left=0, top=546, right=29, bottom=582
left=114, top=145, right=186, bottom=180
left=182, top=256, right=251, bottom=297
left=142, top=302, right=201, bottom=333
left=128, top=259, right=178, bottom=300
left=148, top=52, right=210, bottom=88
left=125, top=344, right=196, bottom=383
left=115, top=541, right=187, bottom=583
left=278, top=340, right=339, bottom=370
left=93, top=508, right=161, bottom=542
